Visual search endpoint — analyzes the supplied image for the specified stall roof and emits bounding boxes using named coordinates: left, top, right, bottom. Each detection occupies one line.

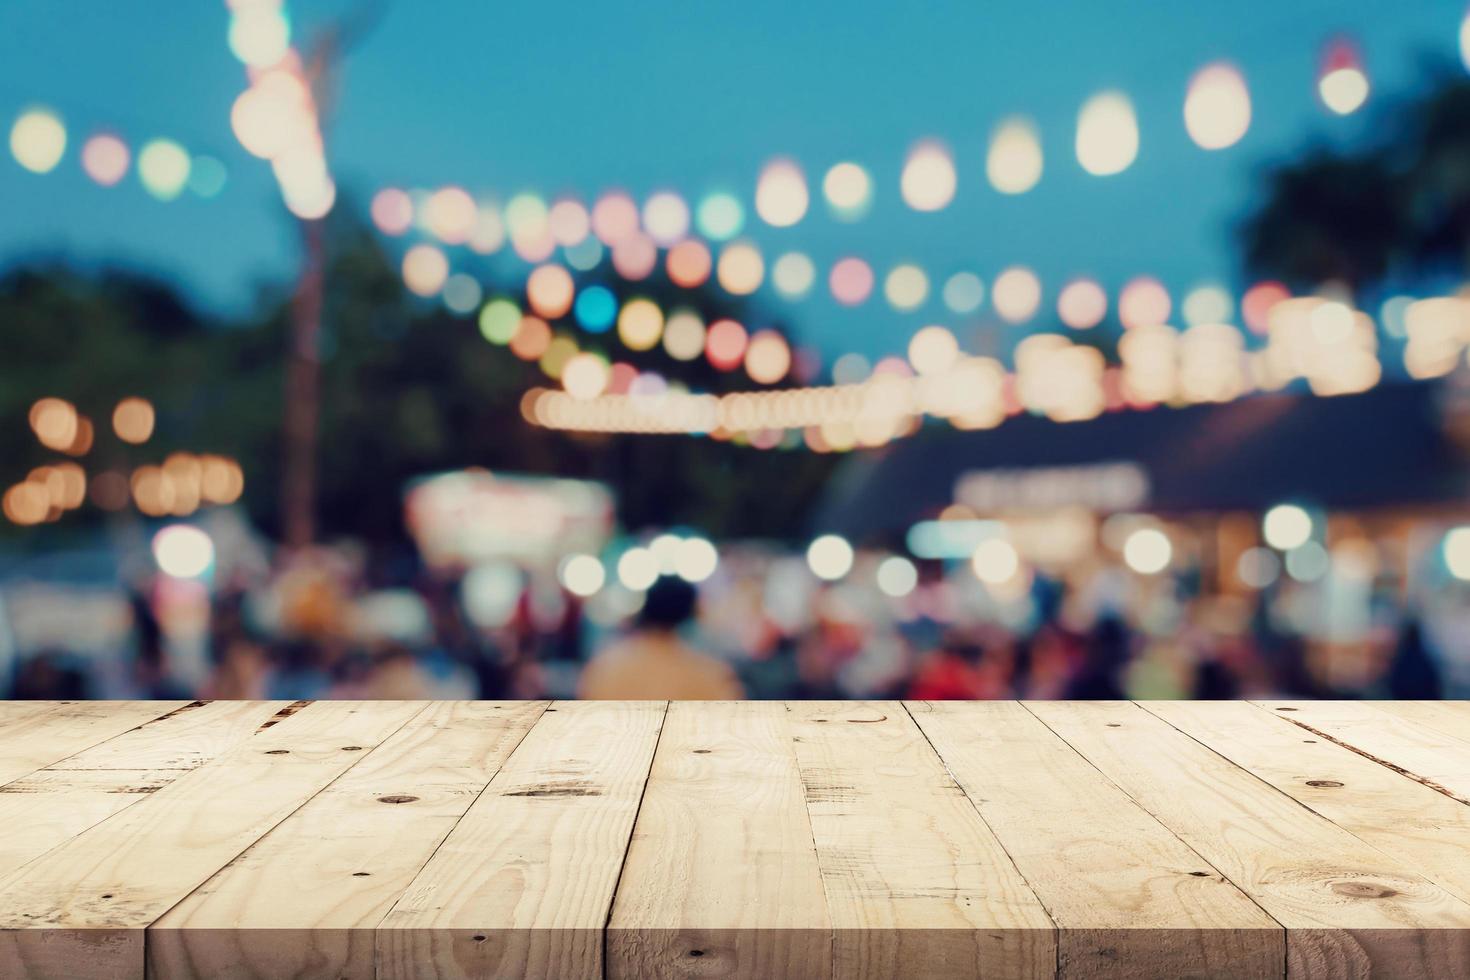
left=814, top=382, right=1470, bottom=538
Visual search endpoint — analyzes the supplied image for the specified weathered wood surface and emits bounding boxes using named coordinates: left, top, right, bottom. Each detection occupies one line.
left=0, top=700, right=1466, bottom=979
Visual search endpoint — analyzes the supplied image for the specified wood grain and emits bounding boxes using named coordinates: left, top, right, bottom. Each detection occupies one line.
left=606, top=700, right=830, bottom=980
left=377, top=700, right=667, bottom=980
left=787, top=701, right=1056, bottom=980
left=149, top=701, right=547, bottom=980
left=0, top=700, right=189, bottom=787
left=1258, top=700, right=1470, bottom=803
left=1030, top=700, right=1470, bottom=979
left=0, top=700, right=288, bottom=882
left=908, top=700, right=1283, bottom=979
left=0, top=700, right=425, bottom=980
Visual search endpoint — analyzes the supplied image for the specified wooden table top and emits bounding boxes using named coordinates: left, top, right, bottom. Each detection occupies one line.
left=0, top=701, right=1466, bottom=979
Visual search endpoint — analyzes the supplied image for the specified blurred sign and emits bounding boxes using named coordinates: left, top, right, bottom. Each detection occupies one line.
left=954, top=461, right=1148, bottom=514
left=404, top=469, right=613, bottom=568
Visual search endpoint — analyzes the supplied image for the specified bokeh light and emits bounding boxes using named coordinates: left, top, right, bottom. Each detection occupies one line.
left=1057, top=278, right=1107, bottom=329
left=807, top=535, right=854, bottom=581
left=442, top=274, right=482, bottom=315
left=81, top=133, right=129, bottom=186
left=1182, top=283, right=1234, bottom=326
left=610, top=233, right=658, bottom=280
left=617, top=548, right=660, bottom=591
left=424, top=186, right=477, bottom=244
left=9, top=108, right=66, bottom=174
left=152, top=524, right=215, bottom=579
left=705, top=319, right=748, bottom=371
left=137, top=139, right=191, bottom=201
left=1444, top=528, right=1470, bottom=581
left=478, top=297, right=522, bottom=344
left=539, top=336, right=579, bottom=379
left=1075, top=91, right=1138, bottom=176
left=755, top=159, right=808, bottom=227
left=562, top=352, right=610, bottom=400
left=675, top=538, right=719, bottom=583
left=829, top=257, right=874, bottom=306
left=744, top=330, right=792, bottom=384
left=112, top=397, right=155, bottom=444
left=574, top=285, right=618, bottom=333
left=943, top=272, right=985, bottom=314
left=591, top=192, right=640, bottom=245
left=663, top=310, right=707, bottom=361
left=900, top=141, right=957, bottom=211
left=884, top=264, right=930, bottom=311
left=717, top=241, right=765, bottom=295
left=987, top=117, right=1043, bottom=194
left=992, top=266, right=1041, bottom=323
left=227, top=5, right=290, bottom=68
left=187, top=155, right=228, bottom=198
left=666, top=240, right=712, bottom=288
left=370, top=188, right=414, bottom=236
left=1318, top=39, right=1369, bottom=115
left=772, top=252, right=816, bottom=299
left=1263, top=504, right=1313, bottom=550
left=823, top=162, right=872, bottom=219
left=510, top=315, right=552, bottom=360
left=1123, top=527, right=1172, bottom=574
left=526, top=264, right=575, bottom=319
left=875, top=556, right=918, bottom=598
left=907, top=325, right=960, bottom=376
left=1184, top=62, right=1251, bottom=150
left=1118, top=277, right=1171, bottom=330
left=695, top=192, right=744, bottom=241
left=642, top=191, right=690, bottom=246
left=548, top=198, right=590, bottom=246
left=402, top=244, right=449, bottom=297
left=470, top=204, right=507, bottom=254
left=617, top=298, right=665, bottom=351
left=1242, top=281, right=1290, bottom=334
left=971, top=538, right=1019, bottom=584
left=559, top=554, right=605, bottom=597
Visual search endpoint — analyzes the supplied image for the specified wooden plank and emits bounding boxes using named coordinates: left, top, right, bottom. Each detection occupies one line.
left=908, top=700, right=1283, bottom=979
left=0, top=700, right=189, bottom=787
left=1368, top=701, right=1470, bottom=743
left=148, top=701, right=548, bottom=980
left=377, top=700, right=666, bottom=980
left=1147, top=700, right=1470, bottom=910
left=1257, top=700, right=1470, bottom=804
left=606, top=701, right=830, bottom=980
left=0, top=700, right=288, bottom=881
left=0, top=700, right=425, bottom=980
left=786, top=701, right=1055, bottom=980
left=1029, top=700, right=1470, bottom=979
left=45, top=699, right=292, bottom=771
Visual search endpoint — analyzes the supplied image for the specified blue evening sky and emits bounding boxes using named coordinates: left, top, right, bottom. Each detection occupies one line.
left=0, top=0, right=1463, bottom=361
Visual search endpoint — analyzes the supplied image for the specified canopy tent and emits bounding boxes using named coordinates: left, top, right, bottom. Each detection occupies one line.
left=814, top=382, right=1470, bottom=539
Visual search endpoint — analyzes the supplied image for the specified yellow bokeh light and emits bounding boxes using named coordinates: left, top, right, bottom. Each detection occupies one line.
left=562, top=353, right=610, bottom=400
left=113, top=397, right=156, bottom=444
left=717, top=241, right=765, bottom=295
left=402, top=244, right=449, bottom=297
left=900, top=141, right=957, bottom=211
left=539, top=336, right=579, bottom=379
left=993, top=266, right=1041, bottom=323
left=823, top=161, right=872, bottom=219
left=987, top=117, right=1043, bottom=194
left=526, top=264, right=575, bottom=319
left=1185, top=62, right=1251, bottom=150
left=884, top=264, right=930, bottom=311
left=10, top=108, right=67, bottom=174
left=755, top=159, right=808, bottom=227
left=618, top=298, right=665, bottom=351
left=642, top=191, right=690, bottom=246
left=138, top=139, right=192, bottom=201
left=227, top=5, right=291, bottom=68
left=1075, top=91, right=1138, bottom=176
left=424, top=186, right=477, bottom=244
left=663, top=310, right=707, bottom=361
left=907, top=325, right=960, bottom=376
left=1319, top=67, right=1369, bottom=115
left=744, top=330, right=792, bottom=385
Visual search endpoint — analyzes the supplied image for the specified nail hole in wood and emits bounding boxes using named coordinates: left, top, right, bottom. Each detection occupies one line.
left=352, top=872, right=371, bottom=877
left=1306, top=780, right=1343, bottom=788
left=1188, top=871, right=1210, bottom=877
left=689, top=950, right=705, bottom=957
left=1303, top=740, right=1317, bottom=743
left=692, top=749, right=711, bottom=754
left=377, top=795, right=419, bottom=804
left=472, top=934, right=487, bottom=943
left=102, top=893, right=114, bottom=899
left=265, top=749, right=290, bottom=755
left=1276, top=707, right=1297, bottom=712
left=341, top=746, right=363, bottom=752
left=1105, top=723, right=1121, bottom=728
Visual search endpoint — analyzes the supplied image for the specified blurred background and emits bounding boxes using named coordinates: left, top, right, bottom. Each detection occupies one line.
left=5, top=0, right=1470, bottom=700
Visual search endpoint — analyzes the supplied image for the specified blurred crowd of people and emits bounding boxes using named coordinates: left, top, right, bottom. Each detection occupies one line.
left=1, top=533, right=1457, bottom=703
